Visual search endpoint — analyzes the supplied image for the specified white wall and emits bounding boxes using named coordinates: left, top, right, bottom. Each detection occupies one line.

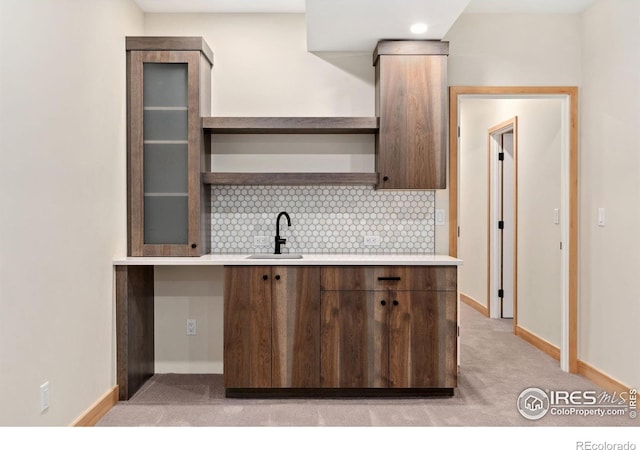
left=458, top=98, right=563, bottom=346
left=445, top=13, right=582, bottom=86
left=579, top=0, right=640, bottom=388
left=0, top=0, right=143, bottom=425
left=436, top=12, right=582, bottom=254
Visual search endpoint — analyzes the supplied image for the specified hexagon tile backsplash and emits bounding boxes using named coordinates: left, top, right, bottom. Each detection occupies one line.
left=210, top=185, right=435, bottom=254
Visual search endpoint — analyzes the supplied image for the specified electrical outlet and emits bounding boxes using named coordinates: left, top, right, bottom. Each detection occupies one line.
left=364, top=235, right=381, bottom=246
left=40, top=382, right=49, bottom=413
left=186, top=319, right=196, bottom=336
left=254, top=236, right=271, bottom=247
left=435, top=209, right=445, bottom=226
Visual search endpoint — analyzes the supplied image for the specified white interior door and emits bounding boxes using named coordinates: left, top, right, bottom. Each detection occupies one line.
left=500, top=132, right=515, bottom=319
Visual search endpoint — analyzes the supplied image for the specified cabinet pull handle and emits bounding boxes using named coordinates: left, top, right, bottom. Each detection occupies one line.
left=393, top=300, right=399, bottom=306
left=275, top=275, right=281, bottom=280
left=191, top=243, right=197, bottom=249
left=383, top=176, right=389, bottom=182
left=380, top=300, right=387, bottom=306
left=378, top=276, right=401, bottom=281
left=262, top=275, right=268, bottom=280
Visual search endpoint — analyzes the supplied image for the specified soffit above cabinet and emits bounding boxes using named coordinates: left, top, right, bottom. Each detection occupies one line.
left=305, top=0, right=470, bottom=52
left=132, top=0, right=598, bottom=52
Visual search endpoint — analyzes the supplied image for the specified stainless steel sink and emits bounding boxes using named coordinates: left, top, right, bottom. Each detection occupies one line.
left=246, top=254, right=303, bottom=259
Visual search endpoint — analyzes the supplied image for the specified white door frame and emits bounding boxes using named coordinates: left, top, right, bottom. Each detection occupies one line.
left=449, top=87, right=578, bottom=374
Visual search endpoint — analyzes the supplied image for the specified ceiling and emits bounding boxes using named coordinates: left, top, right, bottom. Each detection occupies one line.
left=133, top=0, right=598, bottom=51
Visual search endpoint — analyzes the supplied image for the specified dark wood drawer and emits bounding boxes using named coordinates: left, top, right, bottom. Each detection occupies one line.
left=321, top=266, right=456, bottom=292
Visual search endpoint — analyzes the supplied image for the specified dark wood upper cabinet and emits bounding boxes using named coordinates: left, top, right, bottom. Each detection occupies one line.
left=126, top=37, right=212, bottom=256
left=374, top=40, right=448, bottom=190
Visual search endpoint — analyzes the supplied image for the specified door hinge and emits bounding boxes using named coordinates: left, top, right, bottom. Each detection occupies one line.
left=498, top=289, right=504, bottom=298
left=498, top=152, right=504, bottom=161
left=498, top=220, right=504, bottom=230
left=457, top=226, right=460, bottom=237
left=560, top=242, right=563, bottom=250
left=457, top=325, right=460, bottom=337
left=458, top=126, right=460, bottom=137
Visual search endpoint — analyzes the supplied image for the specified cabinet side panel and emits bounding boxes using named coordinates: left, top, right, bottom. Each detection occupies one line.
left=127, top=51, right=144, bottom=256
left=223, top=267, right=272, bottom=388
left=116, top=265, right=154, bottom=400
left=406, top=55, right=447, bottom=189
left=200, top=54, right=212, bottom=254
left=272, top=267, right=321, bottom=388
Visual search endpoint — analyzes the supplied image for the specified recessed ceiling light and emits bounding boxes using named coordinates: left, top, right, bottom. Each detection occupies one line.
left=410, top=23, right=428, bottom=34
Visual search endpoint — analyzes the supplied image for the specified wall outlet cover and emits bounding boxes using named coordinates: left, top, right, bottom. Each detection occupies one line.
left=364, top=235, right=381, bottom=246
left=254, top=236, right=271, bottom=247
left=186, top=319, right=197, bottom=336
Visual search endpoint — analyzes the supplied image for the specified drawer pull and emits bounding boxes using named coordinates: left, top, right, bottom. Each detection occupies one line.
left=380, top=300, right=387, bottom=306
left=262, top=275, right=268, bottom=280
left=393, top=300, right=399, bottom=306
left=377, top=276, right=401, bottom=281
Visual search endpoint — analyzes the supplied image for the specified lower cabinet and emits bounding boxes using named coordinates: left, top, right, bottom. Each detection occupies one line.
left=223, top=264, right=457, bottom=393
left=320, top=290, right=457, bottom=388
left=223, top=266, right=321, bottom=388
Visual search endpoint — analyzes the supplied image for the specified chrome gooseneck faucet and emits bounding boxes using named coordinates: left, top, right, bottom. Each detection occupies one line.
left=274, top=211, right=291, bottom=254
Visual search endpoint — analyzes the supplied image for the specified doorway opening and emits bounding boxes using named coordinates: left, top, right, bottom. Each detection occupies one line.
left=449, top=87, right=578, bottom=374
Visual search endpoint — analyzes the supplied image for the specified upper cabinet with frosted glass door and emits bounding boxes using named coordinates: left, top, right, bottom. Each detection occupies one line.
left=126, top=37, right=212, bottom=256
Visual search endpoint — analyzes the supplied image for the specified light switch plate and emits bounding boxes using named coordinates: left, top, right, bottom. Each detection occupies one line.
left=598, top=208, right=605, bottom=227
left=435, top=209, right=445, bottom=226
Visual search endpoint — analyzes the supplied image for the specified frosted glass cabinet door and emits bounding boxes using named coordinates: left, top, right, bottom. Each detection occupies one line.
left=143, top=63, right=188, bottom=107
left=142, top=62, right=189, bottom=246
left=126, top=37, right=212, bottom=257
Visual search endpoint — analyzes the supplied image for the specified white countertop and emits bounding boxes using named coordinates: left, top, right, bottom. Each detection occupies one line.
left=113, top=253, right=462, bottom=266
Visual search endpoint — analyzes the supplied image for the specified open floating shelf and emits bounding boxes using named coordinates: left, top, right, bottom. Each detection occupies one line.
left=202, top=172, right=379, bottom=186
left=202, top=117, right=379, bottom=134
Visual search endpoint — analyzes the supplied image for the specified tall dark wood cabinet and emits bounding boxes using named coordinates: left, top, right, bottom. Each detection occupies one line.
left=374, top=40, right=449, bottom=190
left=126, top=37, right=213, bottom=256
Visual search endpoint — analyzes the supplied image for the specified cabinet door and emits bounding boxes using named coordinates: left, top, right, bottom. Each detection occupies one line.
left=128, top=50, right=205, bottom=256
left=271, top=267, right=321, bottom=388
left=320, top=291, right=388, bottom=388
left=376, top=54, right=447, bottom=189
left=388, top=291, right=457, bottom=388
left=223, top=267, right=272, bottom=388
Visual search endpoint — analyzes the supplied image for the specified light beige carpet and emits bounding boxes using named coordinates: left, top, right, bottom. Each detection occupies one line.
left=97, top=303, right=636, bottom=427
